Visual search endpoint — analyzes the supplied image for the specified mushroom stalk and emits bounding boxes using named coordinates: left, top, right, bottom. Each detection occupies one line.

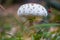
left=28, top=19, right=34, bottom=26
left=27, top=16, right=35, bottom=26
left=29, top=20, right=33, bottom=26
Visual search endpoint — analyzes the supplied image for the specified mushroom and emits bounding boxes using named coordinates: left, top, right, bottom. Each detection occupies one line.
left=17, top=3, right=48, bottom=26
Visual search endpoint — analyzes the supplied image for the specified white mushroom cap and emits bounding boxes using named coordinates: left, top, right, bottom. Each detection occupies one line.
left=17, top=3, right=48, bottom=17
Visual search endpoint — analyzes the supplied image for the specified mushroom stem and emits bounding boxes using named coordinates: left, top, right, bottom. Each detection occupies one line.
left=29, top=20, right=33, bottom=26
left=28, top=17, right=35, bottom=27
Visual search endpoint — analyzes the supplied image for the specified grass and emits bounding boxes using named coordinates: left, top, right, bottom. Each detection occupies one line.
left=0, top=9, right=60, bottom=40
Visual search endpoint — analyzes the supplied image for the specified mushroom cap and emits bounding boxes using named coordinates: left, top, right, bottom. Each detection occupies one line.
left=17, top=3, right=48, bottom=17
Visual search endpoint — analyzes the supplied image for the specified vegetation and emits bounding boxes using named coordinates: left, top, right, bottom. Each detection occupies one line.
left=0, top=0, right=60, bottom=40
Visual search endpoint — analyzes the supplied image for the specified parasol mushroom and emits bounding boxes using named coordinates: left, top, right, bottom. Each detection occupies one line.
left=17, top=3, right=48, bottom=26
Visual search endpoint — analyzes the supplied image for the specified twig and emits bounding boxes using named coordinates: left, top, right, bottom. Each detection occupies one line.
left=0, top=4, right=6, bottom=11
